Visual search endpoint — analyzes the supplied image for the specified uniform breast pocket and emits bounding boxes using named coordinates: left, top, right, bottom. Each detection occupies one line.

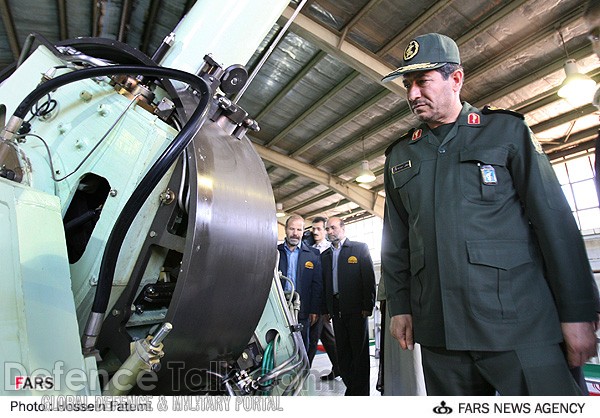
left=391, top=160, right=422, bottom=211
left=459, top=148, right=511, bottom=204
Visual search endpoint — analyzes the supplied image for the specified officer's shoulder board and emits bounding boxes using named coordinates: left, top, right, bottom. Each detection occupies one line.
left=481, top=105, right=524, bottom=120
left=385, top=128, right=415, bottom=157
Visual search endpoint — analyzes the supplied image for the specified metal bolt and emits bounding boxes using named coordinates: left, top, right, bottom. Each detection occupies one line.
left=109, top=189, right=118, bottom=197
left=149, top=231, right=157, bottom=238
left=159, top=188, right=176, bottom=205
left=80, top=91, right=93, bottom=102
left=97, top=104, right=110, bottom=116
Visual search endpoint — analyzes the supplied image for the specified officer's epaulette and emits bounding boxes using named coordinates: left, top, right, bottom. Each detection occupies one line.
left=481, top=105, right=524, bottom=120
left=385, top=128, right=415, bottom=156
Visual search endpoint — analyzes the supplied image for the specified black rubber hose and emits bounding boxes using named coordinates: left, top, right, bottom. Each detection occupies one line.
left=13, top=65, right=206, bottom=119
left=8, top=64, right=212, bottom=315
left=92, top=76, right=211, bottom=314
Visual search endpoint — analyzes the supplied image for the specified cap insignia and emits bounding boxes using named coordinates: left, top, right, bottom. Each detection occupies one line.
left=404, top=40, right=419, bottom=61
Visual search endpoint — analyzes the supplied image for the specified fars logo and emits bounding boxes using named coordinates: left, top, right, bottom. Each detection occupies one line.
left=14, top=376, right=54, bottom=391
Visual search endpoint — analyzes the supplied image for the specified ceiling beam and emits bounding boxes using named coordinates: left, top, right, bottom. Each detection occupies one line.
left=273, top=174, right=299, bottom=190
left=57, top=0, right=68, bottom=40
left=544, top=126, right=598, bottom=155
left=255, top=50, right=327, bottom=122
left=338, top=0, right=384, bottom=46
left=467, top=7, right=583, bottom=82
left=264, top=70, right=359, bottom=148
left=531, top=104, right=597, bottom=134
left=455, top=0, right=531, bottom=46
left=281, top=182, right=319, bottom=201
left=92, top=0, right=101, bottom=37
left=254, top=143, right=384, bottom=218
left=291, top=88, right=390, bottom=157
left=312, top=104, right=410, bottom=166
left=302, top=198, right=352, bottom=219
left=0, top=0, right=20, bottom=59
left=286, top=190, right=336, bottom=213
left=182, top=0, right=196, bottom=18
left=514, top=68, right=600, bottom=114
left=376, top=0, right=452, bottom=56
left=141, top=0, right=161, bottom=55
left=117, top=0, right=134, bottom=43
left=280, top=6, right=406, bottom=96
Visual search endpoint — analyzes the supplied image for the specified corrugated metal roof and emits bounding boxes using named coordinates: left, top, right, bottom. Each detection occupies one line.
left=1, top=0, right=598, bottom=222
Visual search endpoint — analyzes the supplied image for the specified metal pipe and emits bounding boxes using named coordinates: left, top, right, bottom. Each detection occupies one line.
left=233, top=0, right=308, bottom=103
left=103, top=323, right=173, bottom=395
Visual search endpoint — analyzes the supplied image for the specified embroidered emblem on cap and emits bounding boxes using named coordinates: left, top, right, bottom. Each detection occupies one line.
left=404, top=40, right=420, bottom=61
left=347, top=256, right=358, bottom=264
left=468, top=113, right=480, bottom=125
left=412, top=129, right=422, bottom=141
left=305, top=261, right=314, bottom=269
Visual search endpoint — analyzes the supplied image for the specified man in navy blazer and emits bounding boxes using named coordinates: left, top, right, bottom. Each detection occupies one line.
left=277, top=214, right=323, bottom=349
left=322, top=216, right=376, bottom=395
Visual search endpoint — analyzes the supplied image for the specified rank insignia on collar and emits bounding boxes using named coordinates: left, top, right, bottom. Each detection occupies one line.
left=411, top=129, right=422, bottom=141
left=392, top=160, right=412, bottom=174
left=468, top=113, right=481, bottom=125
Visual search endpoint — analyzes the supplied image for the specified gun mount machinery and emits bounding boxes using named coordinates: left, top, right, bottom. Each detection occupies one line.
left=0, top=0, right=308, bottom=396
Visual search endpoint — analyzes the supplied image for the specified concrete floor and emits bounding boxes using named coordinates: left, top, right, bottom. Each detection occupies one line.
left=302, top=344, right=380, bottom=396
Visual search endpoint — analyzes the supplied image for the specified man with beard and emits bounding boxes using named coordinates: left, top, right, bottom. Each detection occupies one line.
left=277, top=214, right=322, bottom=349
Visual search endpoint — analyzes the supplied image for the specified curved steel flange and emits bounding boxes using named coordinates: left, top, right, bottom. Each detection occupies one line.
left=150, top=119, right=277, bottom=392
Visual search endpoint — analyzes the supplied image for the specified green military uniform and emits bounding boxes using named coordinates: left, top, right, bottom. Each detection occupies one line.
left=383, top=102, right=598, bottom=348
left=381, top=32, right=598, bottom=395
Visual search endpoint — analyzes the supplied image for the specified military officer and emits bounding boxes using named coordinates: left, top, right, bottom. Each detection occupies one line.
left=381, top=33, right=599, bottom=395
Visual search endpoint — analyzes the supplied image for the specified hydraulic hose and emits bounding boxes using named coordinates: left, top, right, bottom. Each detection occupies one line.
left=2, top=64, right=212, bottom=350
left=81, top=75, right=211, bottom=352
left=91, top=75, right=211, bottom=314
left=12, top=65, right=207, bottom=119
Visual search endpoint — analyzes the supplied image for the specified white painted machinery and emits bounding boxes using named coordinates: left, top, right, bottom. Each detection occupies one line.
left=0, top=0, right=308, bottom=396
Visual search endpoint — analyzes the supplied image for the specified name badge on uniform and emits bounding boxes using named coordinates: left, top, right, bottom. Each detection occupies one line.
left=480, top=164, right=497, bottom=185
left=392, top=160, right=411, bottom=174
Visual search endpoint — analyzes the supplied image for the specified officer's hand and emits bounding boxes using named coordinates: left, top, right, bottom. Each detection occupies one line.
left=561, top=321, right=598, bottom=368
left=309, top=313, right=319, bottom=325
left=390, top=314, right=414, bottom=350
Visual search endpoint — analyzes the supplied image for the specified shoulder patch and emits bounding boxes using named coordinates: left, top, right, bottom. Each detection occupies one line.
left=385, top=129, right=415, bottom=156
left=481, top=105, right=524, bottom=120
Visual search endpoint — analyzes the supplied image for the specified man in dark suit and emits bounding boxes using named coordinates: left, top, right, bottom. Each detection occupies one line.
left=321, top=216, right=376, bottom=396
left=277, top=214, right=322, bottom=349
left=307, top=216, right=341, bottom=381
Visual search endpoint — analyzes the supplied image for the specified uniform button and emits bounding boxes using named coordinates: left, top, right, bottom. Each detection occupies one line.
left=439, top=148, right=446, bottom=154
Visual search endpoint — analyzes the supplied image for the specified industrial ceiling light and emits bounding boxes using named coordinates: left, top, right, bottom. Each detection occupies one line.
left=276, top=202, right=286, bottom=218
left=556, top=29, right=596, bottom=105
left=557, top=59, right=596, bottom=104
left=356, top=160, right=376, bottom=183
left=356, top=138, right=376, bottom=184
